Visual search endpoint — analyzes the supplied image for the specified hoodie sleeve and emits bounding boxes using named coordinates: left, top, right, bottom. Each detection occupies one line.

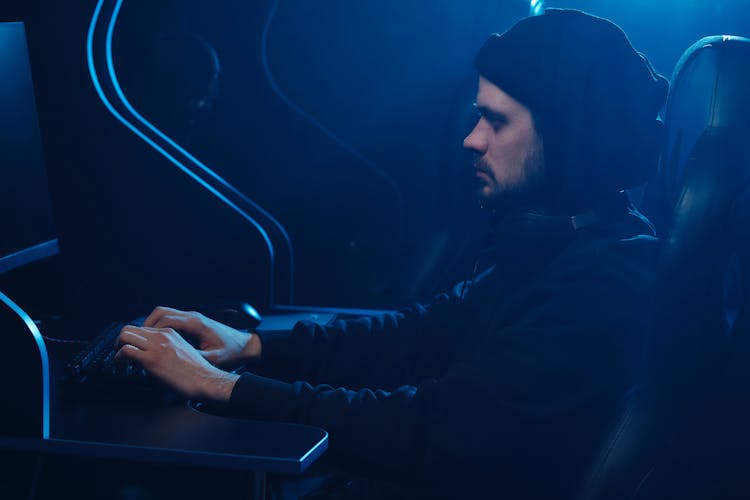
left=251, top=284, right=467, bottom=390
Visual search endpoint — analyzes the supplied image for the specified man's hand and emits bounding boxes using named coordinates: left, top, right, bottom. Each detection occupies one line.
left=115, top=325, right=239, bottom=401
left=141, top=306, right=261, bottom=368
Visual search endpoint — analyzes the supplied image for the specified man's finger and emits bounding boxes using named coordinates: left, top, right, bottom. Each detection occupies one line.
left=114, top=344, right=145, bottom=362
left=153, top=314, right=194, bottom=332
left=200, top=349, right=222, bottom=364
left=138, top=326, right=175, bottom=335
left=118, top=328, right=150, bottom=350
left=142, top=306, right=183, bottom=328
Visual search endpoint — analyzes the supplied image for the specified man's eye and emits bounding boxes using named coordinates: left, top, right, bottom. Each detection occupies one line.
left=489, top=120, right=504, bottom=132
left=474, top=107, right=506, bottom=132
left=477, top=114, right=502, bottom=130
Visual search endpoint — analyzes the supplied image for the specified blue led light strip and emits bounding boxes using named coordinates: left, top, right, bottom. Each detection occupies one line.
left=0, top=239, right=59, bottom=274
left=104, top=0, right=295, bottom=303
left=0, top=291, right=49, bottom=439
left=88, top=0, right=294, bottom=306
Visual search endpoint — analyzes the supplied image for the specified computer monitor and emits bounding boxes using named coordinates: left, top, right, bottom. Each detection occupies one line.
left=0, top=22, right=59, bottom=274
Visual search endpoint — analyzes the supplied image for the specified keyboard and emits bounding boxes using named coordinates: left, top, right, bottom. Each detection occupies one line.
left=65, top=319, right=151, bottom=385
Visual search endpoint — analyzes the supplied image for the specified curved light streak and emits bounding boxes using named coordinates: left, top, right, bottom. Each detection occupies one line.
left=0, top=239, right=59, bottom=274
left=89, top=0, right=293, bottom=306
left=261, top=0, right=405, bottom=237
left=0, top=291, right=49, bottom=439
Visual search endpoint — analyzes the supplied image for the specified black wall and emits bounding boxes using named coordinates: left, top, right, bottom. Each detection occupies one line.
left=1, top=0, right=749, bottom=323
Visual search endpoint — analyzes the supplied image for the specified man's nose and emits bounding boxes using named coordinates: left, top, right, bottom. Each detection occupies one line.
left=463, top=122, right=485, bottom=153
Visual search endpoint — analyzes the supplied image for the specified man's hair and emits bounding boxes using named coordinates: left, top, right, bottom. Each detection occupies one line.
left=475, top=9, right=669, bottom=214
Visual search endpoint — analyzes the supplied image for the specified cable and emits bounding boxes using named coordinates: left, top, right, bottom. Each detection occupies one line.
left=260, top=0, right=405, bottom=239
left=27, top=453, right=44, bottom=500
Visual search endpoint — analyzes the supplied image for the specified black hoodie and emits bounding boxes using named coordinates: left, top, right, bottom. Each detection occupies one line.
left=228, top=203, right=658, bottom=498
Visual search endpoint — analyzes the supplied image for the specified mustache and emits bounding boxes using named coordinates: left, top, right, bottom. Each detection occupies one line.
left=473, top=157, right=494, bottom=177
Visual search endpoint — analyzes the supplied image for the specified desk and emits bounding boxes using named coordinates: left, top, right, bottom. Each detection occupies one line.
left=0, top=338, right=328, bottom=500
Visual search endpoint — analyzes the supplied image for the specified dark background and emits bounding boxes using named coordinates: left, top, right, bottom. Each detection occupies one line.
left=1, top=0, right=749, bottom=325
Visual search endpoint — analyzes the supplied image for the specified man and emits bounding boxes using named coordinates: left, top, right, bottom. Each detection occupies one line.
left=116, top=9, right=668, bottom=498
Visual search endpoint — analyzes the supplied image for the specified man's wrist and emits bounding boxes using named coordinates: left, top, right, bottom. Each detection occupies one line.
left=240, top=331, right=262, bottom=361
left=200, top=371, right=240, bottom=402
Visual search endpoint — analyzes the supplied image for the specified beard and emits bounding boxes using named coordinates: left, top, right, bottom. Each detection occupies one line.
left=475, top=138, right=546, bottom=214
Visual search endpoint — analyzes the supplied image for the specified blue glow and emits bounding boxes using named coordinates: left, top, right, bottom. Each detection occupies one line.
left=88, top=0, right=287, bottom=305
left=0, top=291, right=50, bottom=439
left=530, top=0, right=545, bottom=16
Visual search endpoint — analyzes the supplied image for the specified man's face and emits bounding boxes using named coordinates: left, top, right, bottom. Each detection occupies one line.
left=463, top=76, right=544, bottom=208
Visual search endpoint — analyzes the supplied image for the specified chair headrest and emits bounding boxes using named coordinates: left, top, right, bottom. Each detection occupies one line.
left=662, top=35, right=750, bottom=210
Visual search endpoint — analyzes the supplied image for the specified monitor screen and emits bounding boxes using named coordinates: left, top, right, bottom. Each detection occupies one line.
left=0, top=22, right=58, bottom=274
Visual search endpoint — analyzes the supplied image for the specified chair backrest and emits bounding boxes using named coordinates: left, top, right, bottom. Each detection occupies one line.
left=578, top=35, right=750, bottom=500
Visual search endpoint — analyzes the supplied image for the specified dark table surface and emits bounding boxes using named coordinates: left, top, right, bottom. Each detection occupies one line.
left=1, top=338, right=328, bottom=476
